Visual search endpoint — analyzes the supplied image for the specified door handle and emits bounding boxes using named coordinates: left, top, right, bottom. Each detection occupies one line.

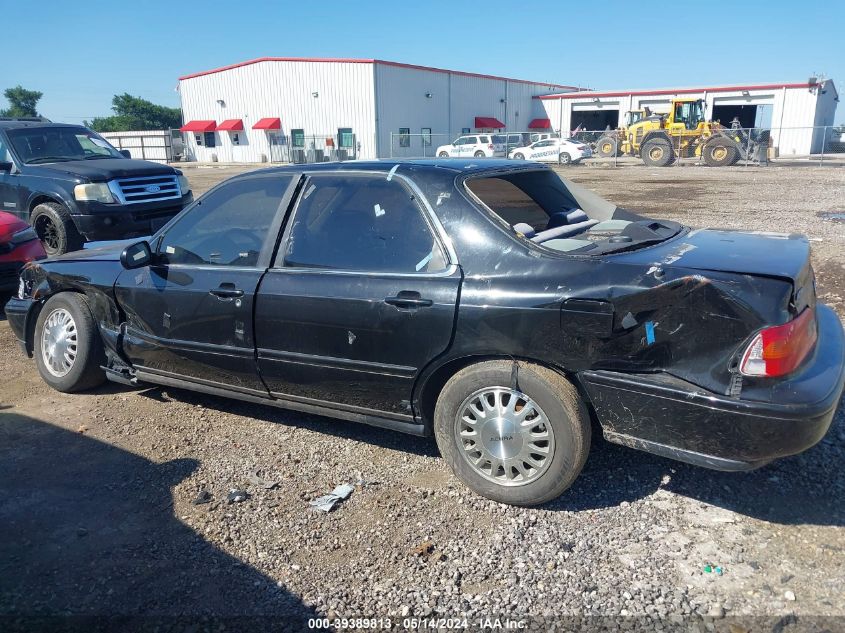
left=209, top=283, right=244, bottom=299
left=384, top=291, right=433, bottom=309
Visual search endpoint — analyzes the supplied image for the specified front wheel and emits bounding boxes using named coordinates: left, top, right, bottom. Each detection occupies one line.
left=434, top=360, right=591, bottom=506
left=513, top=152, right=525, bottom=160
left=34, top=293, right=106, bottom=393
left=640, top=138, right=675, bottom=167
left=438, top=151, right=449, bottom=158
left=596, top=136, right=618, bottom=158
left=559, top=152, right=572, bottom=165
left=702, top=139, right=738, bottom=167
left=31, top=202, right=83, bottom=256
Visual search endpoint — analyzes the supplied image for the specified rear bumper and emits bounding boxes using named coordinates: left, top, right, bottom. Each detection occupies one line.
left=579, top=304, right=845, bottom=470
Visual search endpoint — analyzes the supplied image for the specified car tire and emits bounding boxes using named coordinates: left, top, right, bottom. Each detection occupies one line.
left=31, top=202, right=84, bottom=256
left=559, top=152, right=572, bottom=165
left=474, top=151, right=486, bottom=158
left=513, top=152, right=525, bottom=160
left=438, top=152, right=449, bottom=158
left=34, top=292, right=106, bottom=393
left=434, top=360, right=591, bottom=506
left=640, top=138, right=675, bottom=167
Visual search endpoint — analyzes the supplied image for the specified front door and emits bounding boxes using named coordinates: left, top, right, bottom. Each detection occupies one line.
left=255, top=172, right=460, bottom=418
left=116, top=172, right=297, bottom=394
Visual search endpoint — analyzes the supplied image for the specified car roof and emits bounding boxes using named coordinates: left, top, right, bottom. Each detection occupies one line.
left=0, top=120, right=83, bottom=131
left=236, top=158, right=549, bottom=177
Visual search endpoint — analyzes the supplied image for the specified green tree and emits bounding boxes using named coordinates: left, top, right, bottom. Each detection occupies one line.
left=87, top=93, right=181, bottom=132
left=0, top=85, right=43, bottom=118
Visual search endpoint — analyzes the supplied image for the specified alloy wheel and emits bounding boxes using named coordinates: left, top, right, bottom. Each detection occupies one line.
left=454, top=387, right=555, bottom=487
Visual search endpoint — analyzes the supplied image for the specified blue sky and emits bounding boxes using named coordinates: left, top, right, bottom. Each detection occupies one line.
left=2, top=0, right=843, bottom=124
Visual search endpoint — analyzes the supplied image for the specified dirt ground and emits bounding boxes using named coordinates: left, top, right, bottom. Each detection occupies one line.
left=1, top=162, right=843, bottom=630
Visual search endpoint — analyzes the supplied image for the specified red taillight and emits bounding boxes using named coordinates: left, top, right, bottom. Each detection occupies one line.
left=739, top=308, right=818, bottom=377
left=488, top=144, right=494, bottom=149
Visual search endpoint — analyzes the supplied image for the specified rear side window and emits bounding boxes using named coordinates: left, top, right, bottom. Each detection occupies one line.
left=283, top=174, right=447, bottom=274
left=158, top=174, right=292, bottom=266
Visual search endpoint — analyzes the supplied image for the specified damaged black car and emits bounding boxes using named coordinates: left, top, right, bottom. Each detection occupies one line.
left=5, top=160, right=844, bottom=506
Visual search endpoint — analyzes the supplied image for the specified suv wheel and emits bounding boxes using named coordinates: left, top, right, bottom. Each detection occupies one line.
left=474, top=151, right=486, bottom=158
left=31, top=202, right=83, bottom=256
left=434, top=360, right=590, bottom=506
left=438, top=152, right=449, bottom=158
left=34, top=293, right=106, bottom=392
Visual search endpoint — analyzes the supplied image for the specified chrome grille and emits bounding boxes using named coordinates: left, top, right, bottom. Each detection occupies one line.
left=110, top=175, right=181, bottom=205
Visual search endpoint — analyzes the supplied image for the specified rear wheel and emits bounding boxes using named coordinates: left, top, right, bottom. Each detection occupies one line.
left=34, top=293, right=106, bottom=393
left=474, top=151, right=485, bottom=158
left=702, top=138, right=738, bottom=167
left=596, top=136, right=618, bottom=158
left=31, top=202, right=83, bottom=256
left=641, top=138, right=675, bottom=167
left=434, top=360, right=591, bottom=506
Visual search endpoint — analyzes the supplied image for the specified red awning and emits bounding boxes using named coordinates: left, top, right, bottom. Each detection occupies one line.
left=528, top=118, right=551, bottom=129
left=253, top=117, right=281, bottom=130
left=217, top=118, right=244, bottom=131
left=474, top=116, right=505, bottom=129
left=179, top=120, right=216, bottom=132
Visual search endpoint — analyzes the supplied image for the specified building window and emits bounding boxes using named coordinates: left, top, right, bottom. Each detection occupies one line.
left=291, top=129, right=305, bottom=147
left=462, top=127, right=470, bottom=134
left=399, top=128, right=410, bottom=148
left=231, top=133, right=240, bottom=145
left=195, top=133, right=203, bottom=146
left=203, top=131, right=216, bottom=148
left=337, top=128, right=353, bottom=148
left=421, top=128, right=432, bottom=147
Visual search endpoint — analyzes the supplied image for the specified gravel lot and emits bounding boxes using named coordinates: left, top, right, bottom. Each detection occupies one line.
left=1, top=162, right=844, bottom=631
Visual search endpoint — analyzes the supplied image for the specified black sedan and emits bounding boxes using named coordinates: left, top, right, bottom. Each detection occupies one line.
left=6, top=160, right=844, bottom=506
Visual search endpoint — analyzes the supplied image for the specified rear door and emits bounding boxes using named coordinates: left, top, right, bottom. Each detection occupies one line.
left=255, top=171, right=461, bottom=418
left=116, top=172, right=297, bottom=393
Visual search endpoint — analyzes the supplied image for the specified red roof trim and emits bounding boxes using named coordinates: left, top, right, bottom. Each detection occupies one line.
left=178, top=56, right=581, bottom=90
left=252, top=117, right=281, bottom=130
left=528, top=118, right=551, bottom=129
left=475, top=117, right=505, bottom=129
left=179, top=120, right=217, bottom=132
left=217, top=118, right=244, bottom=131
left=537, top=82, right=815, bottom=100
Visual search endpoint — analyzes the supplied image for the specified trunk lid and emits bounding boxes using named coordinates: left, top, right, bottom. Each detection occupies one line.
left=617, top=228, right=814, bottom=310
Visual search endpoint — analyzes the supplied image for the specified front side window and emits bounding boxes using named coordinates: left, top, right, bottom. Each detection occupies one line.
left=283, top=174, right=447, bottom=274
left=158, top=174, right=292, bottom=267
left=398, top=128, right=410, bottom=148
left=6, top=126, right=122, bottom=164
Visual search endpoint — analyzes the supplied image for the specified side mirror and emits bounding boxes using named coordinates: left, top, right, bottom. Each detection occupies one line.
left=119, top=149, right=132, bottom=158
left=120, top=240, right=152, bottom=269
left=0, top=161, right=13, bottom=173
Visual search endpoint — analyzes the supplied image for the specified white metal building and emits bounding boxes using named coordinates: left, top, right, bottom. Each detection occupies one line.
left=177, top=57, right=578, bottom=162
left=537, top=79, right=839, bottom=156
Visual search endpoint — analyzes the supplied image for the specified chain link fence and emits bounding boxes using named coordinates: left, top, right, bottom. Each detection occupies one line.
left=387, top=126, right=845, bottom=166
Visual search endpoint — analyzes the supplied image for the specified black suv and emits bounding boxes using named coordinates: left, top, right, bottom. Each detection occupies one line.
left=0, top=119, right=192, bottom=255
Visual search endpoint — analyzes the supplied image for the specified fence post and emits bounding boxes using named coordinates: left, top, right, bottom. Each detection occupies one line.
left=389, top=133, right=393, bottom=159
left=820, top=126, right=826, bottom=167
left=745, top=126, right=752, bottom=167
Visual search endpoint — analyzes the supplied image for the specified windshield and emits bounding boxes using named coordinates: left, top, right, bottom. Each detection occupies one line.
left=7, top=127, right=123, bottom=164
left=465, top=169, right=680, bottom=255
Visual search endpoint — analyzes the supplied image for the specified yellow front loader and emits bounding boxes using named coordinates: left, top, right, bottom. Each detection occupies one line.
left=595, top=99, right=765, bottom=167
